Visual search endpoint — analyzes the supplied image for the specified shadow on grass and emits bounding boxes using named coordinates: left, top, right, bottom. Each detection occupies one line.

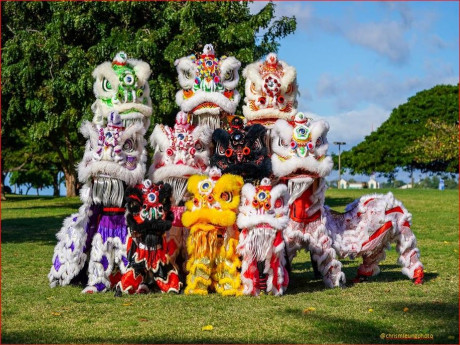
left=324, top=196, right=356, bottom=209
left=287, top=257, right=439, bottom=293
left=281, top=304, right=458, bottom=344
left=1, top=216, right=63, bottom=244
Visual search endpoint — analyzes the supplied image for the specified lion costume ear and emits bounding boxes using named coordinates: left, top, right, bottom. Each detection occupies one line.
left=186, top=175, right=208, bottom=196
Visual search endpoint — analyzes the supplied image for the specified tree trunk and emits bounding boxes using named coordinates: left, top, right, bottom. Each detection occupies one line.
left=1, top=182, right=6, bottom=201
left=1, top=171, right=6, bottom=200
left=53, top=172, right=60, bottom=197
left=64, top=171, right=77, bottom=197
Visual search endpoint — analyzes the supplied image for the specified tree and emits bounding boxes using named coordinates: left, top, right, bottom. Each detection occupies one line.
left=340, top=85, right=459, bottom=176
left=2, top=1, right=296, bottom=196
left=405, top=119, right=459, bottom=173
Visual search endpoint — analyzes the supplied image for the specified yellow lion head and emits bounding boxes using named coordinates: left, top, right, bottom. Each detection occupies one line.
left=182, top=169, right=243, bottom=228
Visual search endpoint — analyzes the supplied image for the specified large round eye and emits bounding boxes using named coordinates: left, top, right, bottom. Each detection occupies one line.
left=253, top=139, right=262, bottom=151
left=147, top=193, right=157, bottom=203
left=123, top=73, right=135, bottom=86
left=177, top=133, right=185, bottom=140
left=274, top=198, right=283, bottom=208
left=123, top=139, right=134, bottom=152
left=217, top=143, right=226, bottom=156
left=206, top=60, right=213, bottom=67
left=136, top=89, right=144, bottom=98
left=257, top=191, right=267, bottom=201
left=195, top=142, right=203, bottom=151
left=279, top=138, right=288, bottom=147
left=184, top=70, right=192, bottom=79
left=199, top=180, right=212, bottom=193
left=220, top=191, right=232, bottom=202
left=224, top=70, right=234, bottom=81
left=316, top=137, right=323, bottom=146
left=225, top=148, right=233, bottom=157
left=102, top=78, right=112, bottom=91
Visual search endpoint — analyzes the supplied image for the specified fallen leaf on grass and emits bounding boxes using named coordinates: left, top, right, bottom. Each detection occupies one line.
left=201, top=325, right=213, bottom=331
left=403, top=307, right=409, bottom=312
left=51, top=312, right=61, bottom=316
left=302, top=307, right=316, bottom=314
left=368, top=308, right=374, bottom=313
left=139, top=318, right=148, bottom=322
left=443, top=241, right=449, bottom=244
left=122, top=302, right=133, bottom=306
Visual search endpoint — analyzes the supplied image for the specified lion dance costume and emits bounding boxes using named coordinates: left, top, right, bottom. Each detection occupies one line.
left=324, top=192, right=424, bottom=284
left=115, top=180, right=181, bottom=295
left=181, top=168, right=244, bottom=295
left=271, top=112, right=346, bottom=288
left=149, top=111, right=212, bottom=277
left=237, top=178, right=290, bottom=296
left=49, top=52, right=152, bottom=293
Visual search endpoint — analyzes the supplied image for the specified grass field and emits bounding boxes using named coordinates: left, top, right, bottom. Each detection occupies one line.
left=1, top=188, right=458, bottom=344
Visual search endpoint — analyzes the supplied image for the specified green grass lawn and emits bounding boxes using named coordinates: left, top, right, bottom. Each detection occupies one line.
left=1, top=189, right=458, bottom=344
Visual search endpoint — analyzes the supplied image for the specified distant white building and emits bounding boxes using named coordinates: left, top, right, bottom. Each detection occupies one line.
left=399, top=183, right=413, bottom=189
left=338, top=178, right=348, bottom=189
left=368, top=177, right=380, bottom=189
left=337, top=177, right=380, bottom=189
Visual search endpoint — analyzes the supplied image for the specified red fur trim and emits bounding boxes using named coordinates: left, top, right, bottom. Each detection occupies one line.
left=385, top=206, right=404, bottom=214
left=361, top=221, right=392, bottom=247
left=363, top=198, right=375, bottom=206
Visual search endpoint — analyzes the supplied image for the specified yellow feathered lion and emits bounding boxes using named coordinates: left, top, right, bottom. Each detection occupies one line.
left=182, top=169, right=243, bottom=295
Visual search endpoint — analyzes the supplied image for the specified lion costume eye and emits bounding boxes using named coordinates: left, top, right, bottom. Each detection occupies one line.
left=183, top=70, right=192, bottom=79
left=224, top=70, right=234, bottom=81
left=123, top=139, right=134, bottom=152
left=102, top=78, right=112, bottom=91
left=220, top=191, right=232, bottom=202
left=274, top=198, right=284, bottom=208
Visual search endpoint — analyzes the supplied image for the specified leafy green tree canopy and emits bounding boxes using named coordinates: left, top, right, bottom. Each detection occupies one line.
left=340, top=84, right=459, bottom=175
left=2, top=1, right=296, bottom=196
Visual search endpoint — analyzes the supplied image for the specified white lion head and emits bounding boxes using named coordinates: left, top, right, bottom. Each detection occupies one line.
left=271, top=114, right=333, bottom=180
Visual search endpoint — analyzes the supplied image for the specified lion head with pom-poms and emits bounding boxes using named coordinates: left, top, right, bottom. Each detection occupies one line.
left=91, top=51, right=152, bottom=129
left=175, top=44, right=241, bottom=129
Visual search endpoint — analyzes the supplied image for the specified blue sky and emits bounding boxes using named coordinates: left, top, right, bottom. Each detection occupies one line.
left=252, top=0, right=458, bottom=150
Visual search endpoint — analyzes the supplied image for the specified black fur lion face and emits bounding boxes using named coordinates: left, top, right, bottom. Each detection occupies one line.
left=125, top=180, right=173, bottom=245
left=211, top=123, right=272, bottom=182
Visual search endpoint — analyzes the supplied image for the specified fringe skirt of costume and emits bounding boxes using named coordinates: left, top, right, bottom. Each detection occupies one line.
left=185, top=224, right=242, bottom=296
left=238, top=227, right=288, bottom=296
left=117, top=236, right=181, bottom=294
left=82, top=208, right=129, bottom=293
left=165, top=205, right=189, bottom=277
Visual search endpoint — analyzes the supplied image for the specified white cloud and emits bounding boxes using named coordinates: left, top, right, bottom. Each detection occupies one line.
left=344, top=21, right=410, bottom=63
left=314, top=62, right=458, bottom=113
left=312, top=104, right=390, bottom=149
